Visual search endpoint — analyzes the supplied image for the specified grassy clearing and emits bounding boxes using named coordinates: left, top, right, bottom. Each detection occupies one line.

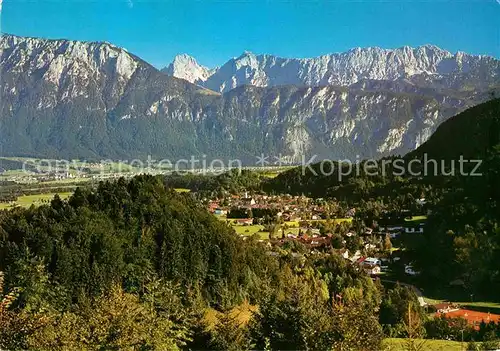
left=231, top=225, right=269, bottom=240
left=406, top=215, right=428, bottom=222
left=423, top=297, right=445, bottom=305
left=232, top=225, right=265, bottom=235
left=0, top=192, right=72, bottom=210
left=218, top=220, right=271, bottom=240
left=459, top=301, right=500, bottom=309
left=404, top=215, right=427, bottom=225
left=383, top=338, right=466, bottom=351
left=422, top=295, right=500, bottom=314
left=215, top=216, right=354, bottom=240
left=173, top=188, right=191, bottom=193
left=457, top=301, right=500, bottom=315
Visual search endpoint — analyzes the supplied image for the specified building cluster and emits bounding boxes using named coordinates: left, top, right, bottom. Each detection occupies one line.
left=204, top=191, right=428, bottom=279
left=206, top=192, right=349, bottom=222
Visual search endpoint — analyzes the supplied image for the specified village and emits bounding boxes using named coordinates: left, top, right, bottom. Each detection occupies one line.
left=204, top=191, right=426, bottom=279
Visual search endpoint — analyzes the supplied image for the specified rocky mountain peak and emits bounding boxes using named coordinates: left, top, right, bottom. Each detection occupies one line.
left=0, top=33, right=141, bottom=83
left=162, top=54, right=213, bottom=84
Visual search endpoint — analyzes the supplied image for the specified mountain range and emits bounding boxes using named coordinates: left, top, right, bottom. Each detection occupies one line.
left=1, top=34, right=499, bottom=163
left=163, top=47, right=500, bottom=93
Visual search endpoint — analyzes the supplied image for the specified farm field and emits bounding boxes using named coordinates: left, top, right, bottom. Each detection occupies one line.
left=383, top=338, right=467, bottom=351
left=39, top=178, right=91, bottom=185
left=0, top=192, right=73, bottom=210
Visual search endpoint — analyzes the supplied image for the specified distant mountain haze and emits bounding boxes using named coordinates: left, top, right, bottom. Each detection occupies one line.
left=1, top=34, right=499, bottom=163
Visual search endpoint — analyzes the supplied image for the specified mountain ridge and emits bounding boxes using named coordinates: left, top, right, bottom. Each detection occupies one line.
left=162, top=54, right=217, bottom=85
left=163, top=45, right=500, bottom=93
left=0, top=33, right=499, bottom=163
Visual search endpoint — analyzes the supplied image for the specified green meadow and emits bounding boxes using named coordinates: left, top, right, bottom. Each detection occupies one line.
left=383, top=338, right=467, bottom=351
left=0, top=192, right=73, bottom=210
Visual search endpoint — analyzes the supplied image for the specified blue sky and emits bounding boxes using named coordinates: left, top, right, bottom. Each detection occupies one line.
left=1, top=0, right=499, bottom=68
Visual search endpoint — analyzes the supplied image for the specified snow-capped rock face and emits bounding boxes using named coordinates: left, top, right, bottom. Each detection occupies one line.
left=0, top=34, right=146, bottom=113
left=1, top=34, right=498, bottom=162
left=164, top=46, right=500, bottom=93
left=1, top=35, right=139, bottom=82
left=162, top=54, right=215, bottom=85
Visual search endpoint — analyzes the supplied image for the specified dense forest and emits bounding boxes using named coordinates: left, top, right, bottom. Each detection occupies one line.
left=164, top=169, right=263, bottom=195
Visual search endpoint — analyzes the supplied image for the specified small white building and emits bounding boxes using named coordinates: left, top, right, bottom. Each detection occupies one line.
left=405, top=227, right=424, bottom=234
left=364, top=257, right=382, bottom=266
left=405, top=265, right=420, bottom=276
